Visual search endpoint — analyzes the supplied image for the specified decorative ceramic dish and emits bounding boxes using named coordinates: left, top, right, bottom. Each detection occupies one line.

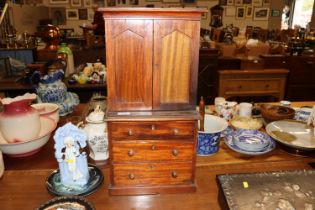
left=230, top=116, right=263, bottom=130
left=224, top=133, right=276, bottom=156
left=233, top=129, right=271, bottom=152
left=294, top=107, right=312, bottom=122
left=46, top=164, right=103, bottom=196
left=266, top=120, right=315, bottom=150
left=37, top=196, right=95, bottom=210
left=260, top=104, right=295, bottom=123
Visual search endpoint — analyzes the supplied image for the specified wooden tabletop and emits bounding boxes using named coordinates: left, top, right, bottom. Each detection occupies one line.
left=1, top=102, right=315, bottom=210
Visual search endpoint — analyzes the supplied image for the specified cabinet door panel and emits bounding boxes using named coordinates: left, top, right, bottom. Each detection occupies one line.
left=153, top=20, right=200, bottom=110
left=106, top=20, right=153, bottom=111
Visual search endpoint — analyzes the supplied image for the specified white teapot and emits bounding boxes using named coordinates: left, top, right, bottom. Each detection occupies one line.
left=83, top=105, right=108, bottom=161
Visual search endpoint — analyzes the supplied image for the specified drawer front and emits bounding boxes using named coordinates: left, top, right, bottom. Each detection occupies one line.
left=111, top=140, right=194, bottom=162
left=112, top=162, right=193, bottom=186
left=263, top=57, right=287, bottom=69
left=108, top=121, right=195, bottom=140
left=223, top=79, right=280, bottom=92
left=240, top=59, right=264, bottom=70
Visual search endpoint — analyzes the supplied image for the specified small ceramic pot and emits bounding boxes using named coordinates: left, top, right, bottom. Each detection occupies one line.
left=197, top=115, right=228, bottom=156
left=0, top=93, right=41, bottom=143
left=219, top=101, right=238, bottom=121
left=37, top=80, right=67, bottom=103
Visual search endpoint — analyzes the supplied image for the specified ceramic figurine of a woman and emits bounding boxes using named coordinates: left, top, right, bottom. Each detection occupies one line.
left=54, top=123, right=89, bottom=186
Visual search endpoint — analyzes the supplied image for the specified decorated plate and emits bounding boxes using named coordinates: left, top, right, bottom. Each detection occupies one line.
left=46, top=164, right=103, bottom=196
left=233, top=129, right=271, bottom=152
left=224, top=133, right=276, bottom=156
left=37, top=196, right=95, bottom=210
left=266, top=120, right=315, bottom=150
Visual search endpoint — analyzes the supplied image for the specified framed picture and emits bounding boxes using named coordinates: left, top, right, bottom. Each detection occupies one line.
left=235, top=0, right=242, bottom=6
left=88, top=9, right=94, bottom=20
left=162, top=0, right=180, bottom=3
left=243, top=0, right=251, bottom=4
left=252, top=0, right=262, bottom=6
left=271, top=10, right=280, bottom=17
left=253, top=7, right=269, bottom=20
left=70, top=0, right=81, bottom=7
left=78, top=8, right=88, bottom=20
left=263, top=0, right=270, bottom=5
left=50, top=0, right=68, bottom=4
left=225, top=6, right=236, bottom=16
left=197, top=6, right=208, bottom=19
left=107, top=0, right=116, bottom=6
left=181, top=0, right=196, bottom=4
left=129, top=0, right=139, bottom=5
left=219, top=0, right=227, bottom=5
left=236, top=6, right=245, bottom=19
left=50, top=7, right=66, bottom=25
left=227, top=0, right=234, bottom=5
left=246, top=6, right=252, bottom=18
left=83, top=0, right=92, bottom=7
left=66, top=9, right=79, bottom=20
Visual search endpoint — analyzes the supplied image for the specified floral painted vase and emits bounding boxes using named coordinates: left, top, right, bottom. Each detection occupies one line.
left=0, top=93, right=40, bottom=143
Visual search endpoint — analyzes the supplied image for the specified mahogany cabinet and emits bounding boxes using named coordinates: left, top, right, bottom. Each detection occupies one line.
left=104, top=8, right=202, bottom=112
left=102, top=8, right=205, bottom=195
left=286, top=55, right=315, bottom=101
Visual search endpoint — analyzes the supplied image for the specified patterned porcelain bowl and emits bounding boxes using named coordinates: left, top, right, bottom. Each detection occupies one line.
left=294, top=107, right=312, bottom=122
left=233, top=129, right=271, bottom=152
left=197, top=115, right=228, bottom=156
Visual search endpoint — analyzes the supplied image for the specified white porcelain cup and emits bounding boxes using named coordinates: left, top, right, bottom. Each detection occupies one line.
left=220, top=101, right=238, bottom=120
left=280, top=100, right=291, bottom=107
left=239, top=102, right=253, bottom=117
left=214, top=97, right=226, bottom=114
left=0, top=151, right=4, bottom=178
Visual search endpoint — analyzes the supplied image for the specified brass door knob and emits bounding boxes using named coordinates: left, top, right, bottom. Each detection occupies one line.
left=171, top=171, right=178, bottom=178
left=128, top=173, right=135, bottom=180
left=128, top=149, right=134, bottom=157
left=151, top=145, right=156, bottom=150
left=151, top=124, right=156, bottom=130
left=172, top=148, right=178, bottom=156
left=173, top=128, right=179, bottom=135
left=128, top=129, right=133, bottom=136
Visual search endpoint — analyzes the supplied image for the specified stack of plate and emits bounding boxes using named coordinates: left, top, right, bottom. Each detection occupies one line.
left=224, top=129, right=276, bottom=155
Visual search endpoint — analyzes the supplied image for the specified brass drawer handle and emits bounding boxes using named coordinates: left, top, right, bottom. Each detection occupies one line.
left=172, top=148, right=178, bottom=156
left=306, top=61, right=314, bottom=65
left=151, top=145, right=156, bottom=150
left=128, top=149, right=134, bottom=157
left=253, top=60, right=258, bottom=64
left=282, top=61, right=286, bottom=64
left=171, top=171, right=178, bottom=178
left=128, top=129, right=133, bottom=136
left=151, top=124, right=155, bottom=130
left=173, top=128, right=179, bottom=135
left=265, top=84, right=270, bottom=88
left=128, top=173, right=135, bottom=180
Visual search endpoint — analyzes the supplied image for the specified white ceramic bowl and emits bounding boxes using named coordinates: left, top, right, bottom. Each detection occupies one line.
left=32, top=103, right=60, bottom=124
left=233, top=129, right=271, bottom=152
left=0, top=117, right=56, bottom=157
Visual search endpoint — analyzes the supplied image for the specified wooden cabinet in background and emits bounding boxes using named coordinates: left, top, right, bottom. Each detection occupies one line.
left=198, top=48, right=219, bottom=104
left=102, top=8, right=205, bottom=195
left=286, top=55, right=315, bottom=101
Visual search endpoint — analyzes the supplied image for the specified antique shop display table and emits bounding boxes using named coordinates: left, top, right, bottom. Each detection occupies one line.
left=1, top=102, right=315, bottom=209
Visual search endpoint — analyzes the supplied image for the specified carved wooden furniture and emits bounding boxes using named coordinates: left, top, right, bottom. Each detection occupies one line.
left=102, top=8, right=205, bottom=195
left=218, top=69, right=289, bottom=101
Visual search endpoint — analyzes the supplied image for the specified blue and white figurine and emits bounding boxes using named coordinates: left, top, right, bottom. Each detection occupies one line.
left=54, top=123, right=89, bottom=186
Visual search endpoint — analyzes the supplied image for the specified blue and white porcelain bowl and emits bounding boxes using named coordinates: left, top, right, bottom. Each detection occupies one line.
left=197, top=115, right=228, bottom=156
left=233, top=129, right=271, bottom=152
left=37, top=80, right=67, bottom=103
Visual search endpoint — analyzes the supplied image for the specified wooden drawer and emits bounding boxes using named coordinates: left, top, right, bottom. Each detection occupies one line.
left=111, top=140, right=194, bottom=162
left=223, top=79, right=280, bottom=92
left=261, top=56, right=287, bottom=69
left=108, top=121, right=195, bottom=140
left=240, top=58, right=264, bottom=70
left=112, top=162, right=193, bottom=186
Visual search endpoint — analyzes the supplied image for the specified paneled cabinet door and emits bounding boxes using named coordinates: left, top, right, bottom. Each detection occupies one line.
left=105, top=20, right=153, bottom=111
left=153, top=20, right=200, bottom=110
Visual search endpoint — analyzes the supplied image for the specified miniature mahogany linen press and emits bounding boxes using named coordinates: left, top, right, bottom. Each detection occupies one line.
left=101, top=8, right=206, bottom=195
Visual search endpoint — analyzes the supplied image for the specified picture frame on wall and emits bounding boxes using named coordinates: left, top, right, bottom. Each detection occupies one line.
left=66, top=9, right=79, bottom=20
left=263, top=0, right=270, bottom=6
left=246, top=6, right=252, bottom=18
left=243, top=0, right=251, bottom=4
left=51, top=7, right=66, bottom=25
left=78, top=8, right=88, bottom=20
left=83, top=0, right=92, bottom=7
left=227, top=0, right=234, bottom=5
left=253, top=7, right=269, bottom=20
left=70, top=0, right=81, bottom=7
left=219, top=0, right=227, bottom=6
left=252, top=0, right=262, bottom=6
left=235, top=0, right=242, bottom=6
left=181, top=0, right=196, bottom=4
left=236, top=6, right=245, bottom=19
left=225, top=6, right=236, bottom=16
left=271, top=10, right=280, bottom=17
left=50, top=0, right=68, bottom=4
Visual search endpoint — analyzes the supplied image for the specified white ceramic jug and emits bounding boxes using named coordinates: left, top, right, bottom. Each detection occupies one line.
left=84, top=106, right=108, bottom=161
